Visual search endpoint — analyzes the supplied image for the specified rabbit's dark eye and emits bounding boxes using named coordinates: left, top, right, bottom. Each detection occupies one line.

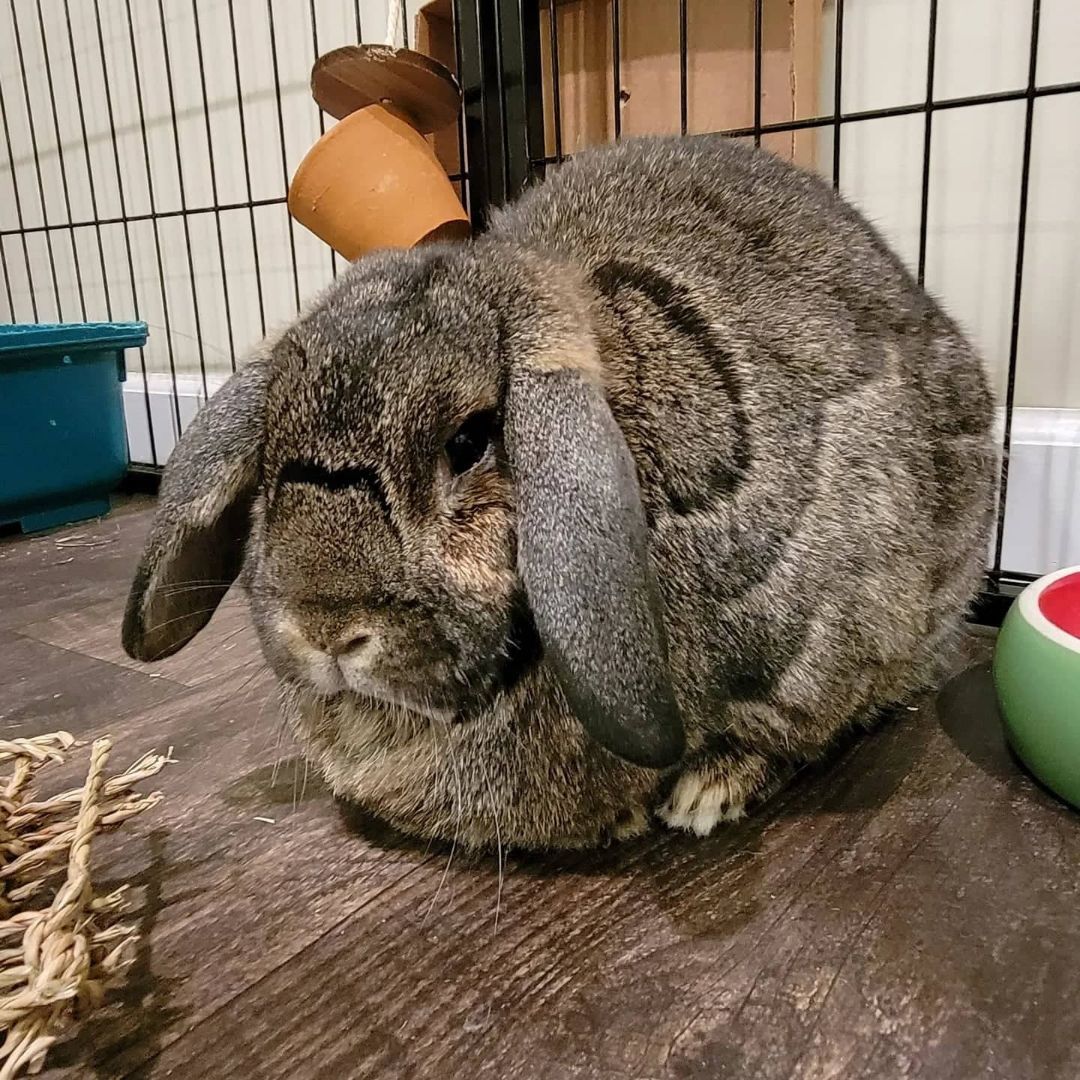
left=446, top=410, right=495, bottom=475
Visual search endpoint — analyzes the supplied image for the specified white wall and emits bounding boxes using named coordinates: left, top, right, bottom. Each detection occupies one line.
left=816, top=0, right=1080, bottom=575
left=819, top=0, right=1080, bottom=410
left=0, top=0, right=410, bottom=385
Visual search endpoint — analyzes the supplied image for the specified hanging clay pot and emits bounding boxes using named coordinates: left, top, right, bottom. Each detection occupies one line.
left=288, top=44, right=471, bottom=261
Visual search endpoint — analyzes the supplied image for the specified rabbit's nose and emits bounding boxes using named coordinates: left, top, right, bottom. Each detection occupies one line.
left=327, top=630, right=373, bottom=659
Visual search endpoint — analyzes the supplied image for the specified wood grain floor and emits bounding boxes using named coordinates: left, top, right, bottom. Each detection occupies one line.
left=2, top=501, right=1076, bottom=1080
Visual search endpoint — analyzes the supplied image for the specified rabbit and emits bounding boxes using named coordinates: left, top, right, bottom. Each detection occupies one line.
left=122, top=134, right=995, bottom=850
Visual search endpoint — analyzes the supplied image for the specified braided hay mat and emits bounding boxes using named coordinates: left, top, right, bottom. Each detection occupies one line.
left=0, top=733, right=172, bottom=1079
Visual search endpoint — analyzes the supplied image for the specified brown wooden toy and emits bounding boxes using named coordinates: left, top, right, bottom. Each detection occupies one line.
left=287, top=44, right=470, bottom=261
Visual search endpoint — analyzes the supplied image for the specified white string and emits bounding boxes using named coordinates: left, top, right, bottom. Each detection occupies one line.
left=384, top=0, right=402, bottom=47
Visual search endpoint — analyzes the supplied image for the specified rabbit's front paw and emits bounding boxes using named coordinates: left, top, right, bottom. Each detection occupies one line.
left=658, top=752, right=771, bottom=837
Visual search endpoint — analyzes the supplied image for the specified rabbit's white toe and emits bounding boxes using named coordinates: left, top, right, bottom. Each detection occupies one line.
left=659, top=771, right=749, bottom=836
left=659, top=753, right=772, bottom=836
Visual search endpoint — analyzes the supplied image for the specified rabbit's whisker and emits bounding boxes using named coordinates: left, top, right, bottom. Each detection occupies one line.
left=137, top=606, right=226, bottom=635
left=269, top=714, right=289, bottom=791
left=480, top=755, right=505, bottom=939
left=424, top=714, right=464, bottom=927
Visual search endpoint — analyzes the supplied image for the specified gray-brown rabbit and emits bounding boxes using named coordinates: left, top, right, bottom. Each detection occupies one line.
left=123, top=135, right=995, bottom=849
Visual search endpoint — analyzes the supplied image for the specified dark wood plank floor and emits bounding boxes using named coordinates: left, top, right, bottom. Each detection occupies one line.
left=2, top=501, right=1077, bottom=1080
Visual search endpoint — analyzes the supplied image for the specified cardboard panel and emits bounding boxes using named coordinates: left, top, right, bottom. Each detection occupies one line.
left=417, top=0, right=824, bottom=173
left=536, top=0, right=822, bottom=165
left=415, top=0, right=463, bottom=176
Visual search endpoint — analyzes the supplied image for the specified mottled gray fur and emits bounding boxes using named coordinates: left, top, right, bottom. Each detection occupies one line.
left=123, top=135, right=995, bottom=848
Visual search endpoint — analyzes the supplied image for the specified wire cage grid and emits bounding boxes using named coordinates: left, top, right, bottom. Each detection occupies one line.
left=1, top=0, right=1079, bottom=614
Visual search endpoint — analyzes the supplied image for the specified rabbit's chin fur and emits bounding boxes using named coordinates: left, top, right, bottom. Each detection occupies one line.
left=123, top=135, right=995, bottom=852
left=277, top=670, right=662, bottom=851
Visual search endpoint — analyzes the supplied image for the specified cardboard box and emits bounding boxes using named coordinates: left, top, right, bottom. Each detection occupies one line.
left=538, top=0, right=822, bottom=166
left=415, top=0, right=464, bottom=178
left=416, top=0, right=824, bottom=173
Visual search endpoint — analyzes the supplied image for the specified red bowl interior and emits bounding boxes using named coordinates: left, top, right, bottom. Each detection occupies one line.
left=1037, top=570, right=1080, bottom=640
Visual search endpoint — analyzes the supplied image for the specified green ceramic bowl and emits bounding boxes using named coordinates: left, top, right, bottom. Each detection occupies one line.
left=993, top=565, right=1080, bottom=810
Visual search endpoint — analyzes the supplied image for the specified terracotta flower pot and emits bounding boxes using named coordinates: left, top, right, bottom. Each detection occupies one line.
left=287, top=45, right=470, bottom=261
left=288, top=105, right=469, bottom=260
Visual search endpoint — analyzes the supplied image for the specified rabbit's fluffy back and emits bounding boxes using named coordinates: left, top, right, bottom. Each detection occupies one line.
left=486, top=135, right=995, bottom=757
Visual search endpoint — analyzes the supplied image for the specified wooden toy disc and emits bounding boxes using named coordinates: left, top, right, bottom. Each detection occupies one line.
left=312, top=45, right=461, bottom=134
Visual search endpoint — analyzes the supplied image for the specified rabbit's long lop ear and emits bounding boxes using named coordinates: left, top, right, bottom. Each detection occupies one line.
left=505, top=351, right=685, bottom=769
left=122, top=359, right=269, bottom=662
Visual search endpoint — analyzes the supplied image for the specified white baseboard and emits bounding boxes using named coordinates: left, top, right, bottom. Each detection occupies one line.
left=124, top=373, right=228, bottom=465
left=997, top=407, right=1080, bottom=577
left=122, top=381, right=1080, bottom=578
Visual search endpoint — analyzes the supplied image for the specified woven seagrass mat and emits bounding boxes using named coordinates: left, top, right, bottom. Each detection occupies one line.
left=0, top=733, right=171, bottom=1078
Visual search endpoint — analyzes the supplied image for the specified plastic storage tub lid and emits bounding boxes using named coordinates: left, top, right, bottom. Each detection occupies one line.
left=0, top=321, right=148, bottom=356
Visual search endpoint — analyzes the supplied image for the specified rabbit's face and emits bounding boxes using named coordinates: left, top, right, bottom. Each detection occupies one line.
left=245, top=260, right=535, bottom=723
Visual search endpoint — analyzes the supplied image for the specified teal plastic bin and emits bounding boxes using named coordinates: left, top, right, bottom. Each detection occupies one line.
left=0, top=321, right=148, bottom=533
